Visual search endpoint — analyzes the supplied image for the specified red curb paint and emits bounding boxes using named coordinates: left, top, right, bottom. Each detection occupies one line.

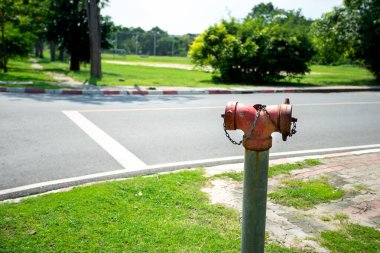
left=208, top=90, right=232, bottom=94
left=103, top=90, right=120, bottom=95
left=25, top=88, right=46, bottom=94
left=263, top=90, right=275, bottom=93
left=63, top=90, right=83, bottom=95
left=163, top=90, right=178, bottom=95
left=0, top=87, right=6, bottom=92
left=132, top=90, right=149, bottom=95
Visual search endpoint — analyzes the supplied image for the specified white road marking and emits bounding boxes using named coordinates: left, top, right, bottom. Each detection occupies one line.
left=62, top=110, right=147, bottom=171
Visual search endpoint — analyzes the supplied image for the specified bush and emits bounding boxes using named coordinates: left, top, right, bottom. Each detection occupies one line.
left=189, top=17, right=315, bottom=83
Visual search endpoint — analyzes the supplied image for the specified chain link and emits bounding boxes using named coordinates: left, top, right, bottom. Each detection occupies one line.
left=288, top=121, right=297, bottom=137
left=223, top=123, right=243, bottom=145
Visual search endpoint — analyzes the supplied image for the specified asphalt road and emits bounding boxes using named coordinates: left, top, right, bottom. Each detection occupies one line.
left=1, top=92, right=380, bottom=197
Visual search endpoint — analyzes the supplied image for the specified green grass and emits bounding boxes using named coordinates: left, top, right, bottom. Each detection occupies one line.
left=38, top=59, right=218, bottom=88
left=0, top=58, right=62, bottom=89
left=0, top=169, right=297, bottom=253
left=320, top=223, right=380, bottom=253
left=2, top=57, right=379, bottom=88
left=268, top=177, right=344, bottom=210
left=298, top=65, right=378, bottom=86
left=211, top=159, right=321, bottom=182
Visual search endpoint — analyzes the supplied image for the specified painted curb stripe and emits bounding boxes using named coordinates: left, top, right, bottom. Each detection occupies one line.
left=63, top=90, right=83, bottom=95
left=25, top=88, right=45, bottom=94
left=103, top=90, right=121, bottom=95
left=208, top=90, right=232, bottom=94
left=163, top=90, right=178, bottom=95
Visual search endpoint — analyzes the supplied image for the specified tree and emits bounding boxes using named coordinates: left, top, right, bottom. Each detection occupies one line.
left=0, top=0, right=36, bottom=72
left=311, top=0, right=380, bottom=79
left=189, top=11, right=314, bottom=83
left=86, top=0, right=102, bottom=79
left=311, top=7, right=358, bottom=65
left=46, top=0, right=111, bottom=73
left=345, top=0, right=380, bottom=80
left=46, top=0, right=90, bottom=71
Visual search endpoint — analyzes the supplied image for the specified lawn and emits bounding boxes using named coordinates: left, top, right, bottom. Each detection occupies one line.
left=1, top=56, right=379, bottom=89
left=299, top=65, right=378, bottom=86
left=0, top=58, right=62, bottom=89
left=0, top=169, right=296, bottom=253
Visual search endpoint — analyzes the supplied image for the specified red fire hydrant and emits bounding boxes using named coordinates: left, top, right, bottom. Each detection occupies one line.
left=222, top=99, right=297, bottom=253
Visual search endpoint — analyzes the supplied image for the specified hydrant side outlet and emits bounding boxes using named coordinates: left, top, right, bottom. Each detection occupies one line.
left=222, top=99, right=296, bottom=151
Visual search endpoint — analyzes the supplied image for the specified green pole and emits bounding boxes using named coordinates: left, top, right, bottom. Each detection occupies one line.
left=242, top=149, right=269, bottom=253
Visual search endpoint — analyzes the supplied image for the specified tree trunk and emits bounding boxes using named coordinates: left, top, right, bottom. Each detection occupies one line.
left=59, top=47, right=65, bottom=62
left=70, top=47, right=80, bottom=71
left=35, top=40, right=44, bottom=58
left=1, top=19, right=7, bottom=73
left=50, top=42, right=56, bottom=62
left=86, top=0, right=102, bottom=79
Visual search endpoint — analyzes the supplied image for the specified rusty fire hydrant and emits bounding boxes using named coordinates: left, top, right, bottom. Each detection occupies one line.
left=222, top=99, right=297, bottom=253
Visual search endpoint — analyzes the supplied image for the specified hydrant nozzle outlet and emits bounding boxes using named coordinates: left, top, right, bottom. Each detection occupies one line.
left=222, top=99, right=297, bottom=151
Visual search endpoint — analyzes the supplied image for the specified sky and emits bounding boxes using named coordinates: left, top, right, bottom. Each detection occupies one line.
left=102, top=0, right=343, bottom=35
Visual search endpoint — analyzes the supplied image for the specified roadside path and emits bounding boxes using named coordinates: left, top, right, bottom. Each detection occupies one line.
left=30, top=59, right=83, bottom=88
left=203, top=151, right=380, bottom=252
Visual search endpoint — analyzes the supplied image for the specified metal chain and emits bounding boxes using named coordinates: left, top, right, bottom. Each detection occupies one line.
left=223, top=105, right=266, bottom=145
left=288, top=121, right=297, bottom=137
left=243, top=105, right=266, bottom=142
left=223, top=123, right=243, bottom=145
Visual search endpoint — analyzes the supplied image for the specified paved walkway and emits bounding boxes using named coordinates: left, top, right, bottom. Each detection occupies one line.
left=203, top=151, right=380, bottom=252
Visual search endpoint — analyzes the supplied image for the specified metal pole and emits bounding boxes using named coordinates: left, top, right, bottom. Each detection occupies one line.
left=242, top=149, right=269, bottom=253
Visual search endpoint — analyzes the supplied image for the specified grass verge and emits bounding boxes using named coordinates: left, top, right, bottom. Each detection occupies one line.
left=268, top=177, right=344, bottom=210
left=38, top=58, right=379, bottom=88
left=320, top=223, right=380, bottom=253
left=0, top=58, right=62, bottom=89
left=211, top=159, right=321, bottom=181
left=0, top=169, right=296, bottom=253
left=2, top=57, right=378, bottom=88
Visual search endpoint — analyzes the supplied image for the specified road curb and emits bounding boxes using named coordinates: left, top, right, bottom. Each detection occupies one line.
left=1, top=86, right=380, bottom=96
left=1, top=148, right=380, bottom=202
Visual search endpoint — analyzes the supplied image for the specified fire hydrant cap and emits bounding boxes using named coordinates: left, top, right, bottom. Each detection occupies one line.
left=223, top=101, right=237, bottom=130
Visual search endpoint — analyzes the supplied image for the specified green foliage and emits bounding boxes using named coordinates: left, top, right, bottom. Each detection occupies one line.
left=320, top=223, right=380, bottom=253
left=311, top=0, right=380, bottom=80
left=269, top=177, right=344, bottom=210
left=310, top=7, right=358, bottom=65
left=0, top=0, right=40, bottom=71
left=189, top=4, right=315, bottom=83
